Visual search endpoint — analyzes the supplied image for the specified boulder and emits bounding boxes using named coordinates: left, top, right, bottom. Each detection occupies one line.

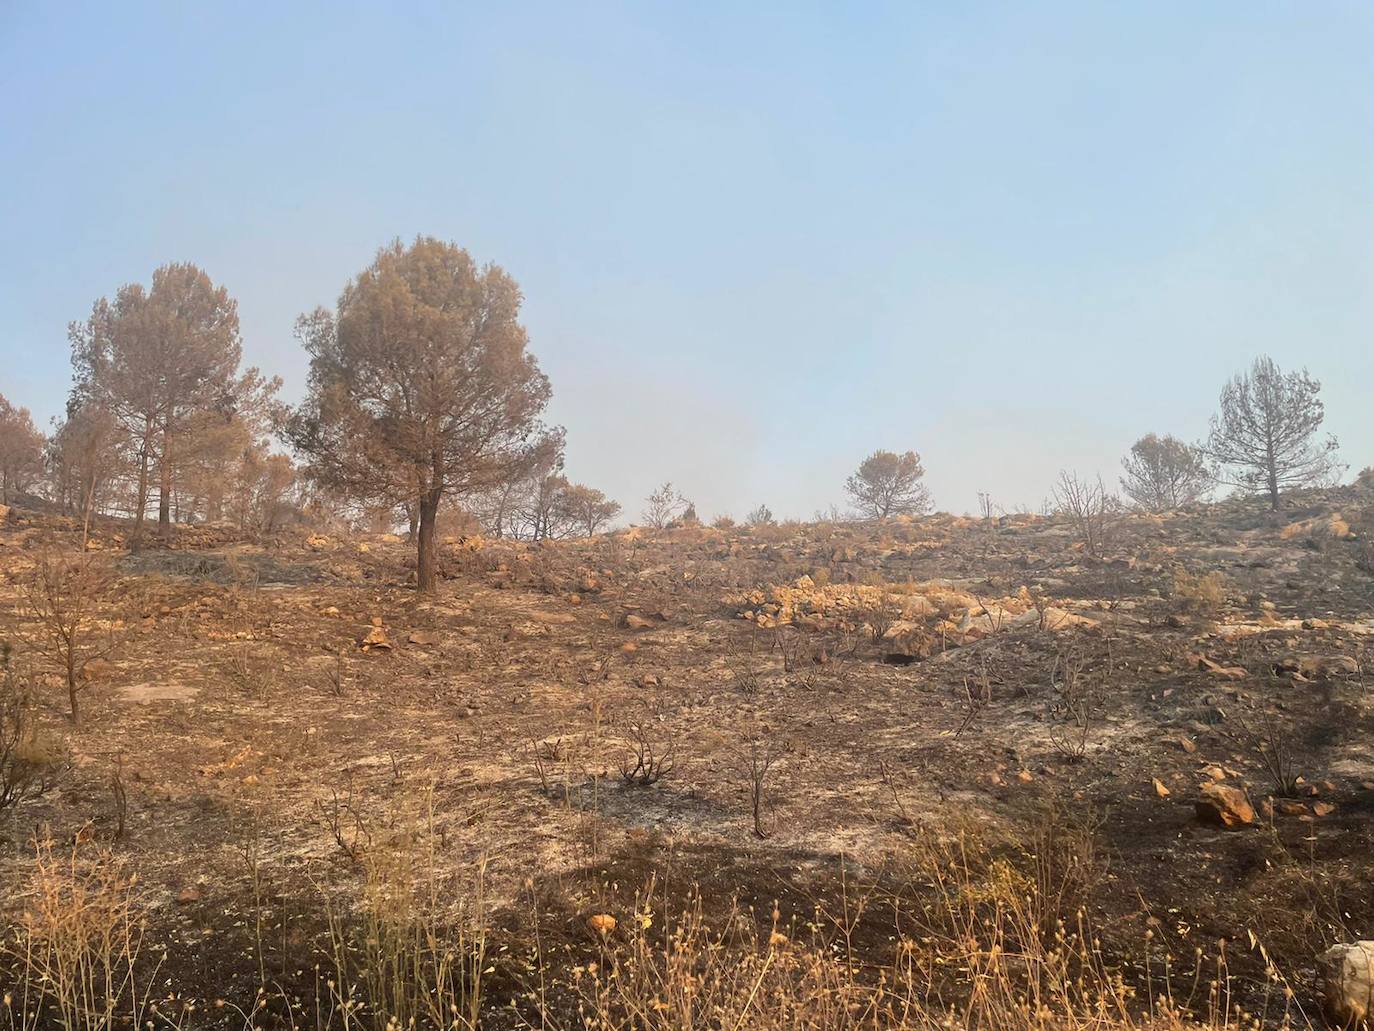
left=587, top=913, right=617, bottom=937
left=360, top=625, right=391, bottom=652
left=1195, top=782, right=1255, bottom=828
left=1318, top=941, right=1374, bottom=1028
left=1274, top=654, right=1361, bottom=680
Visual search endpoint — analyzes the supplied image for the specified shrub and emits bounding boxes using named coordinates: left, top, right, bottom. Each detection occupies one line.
left=1052, top=471, right=1121, bottom=559
left=24, top=552, right=123, bottom=725
left=1172, top=569, right=1227, bottom=615
left=4, top=840, right=162, bottom=1030
left=0, top=645, right=60, bottom=812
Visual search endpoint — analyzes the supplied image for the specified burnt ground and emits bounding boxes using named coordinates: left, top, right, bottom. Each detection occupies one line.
left=0, top=489, right=1372, bottom=1027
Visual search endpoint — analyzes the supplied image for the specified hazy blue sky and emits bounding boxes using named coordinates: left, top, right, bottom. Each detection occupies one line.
left=3, top=3, right=1371, bottom=519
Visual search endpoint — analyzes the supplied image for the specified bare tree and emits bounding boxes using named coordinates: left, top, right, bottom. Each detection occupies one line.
left=1204, top=355, right=1340, bottom=511
left=642, top=482, right=687, bottom=529
left=0, top=647, right=48, bottom=813
left=845, top=449, right=932, bottom=518
left=1119, top=433, right=1214, bottom=512
left=286, top=237, right=559, bottom=591
left=736, top=734, right=790, bottom=839
left=24, top=553, right=122, bottom=725
left=1052, top=471, right=1120, bottom=559
left=745, top=503, right=774, bottom=527
left=0, top=394, right=46, bottom=504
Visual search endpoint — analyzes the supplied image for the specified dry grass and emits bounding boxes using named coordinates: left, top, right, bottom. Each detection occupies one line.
left=1, top=840, right=165, bottom=1031
left=552, top=823, right=1313, bottom=1031
left=0, top=815, right=1318, bottom=1031
left=1172, top=570, right=1227, bottom=616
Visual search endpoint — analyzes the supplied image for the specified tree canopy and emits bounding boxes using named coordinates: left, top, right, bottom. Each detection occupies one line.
left=845, top=449, right=931, bottom=519
left=1204, top=356, right=1339, bottom=510
left=286, top=237, right=558, bottom=590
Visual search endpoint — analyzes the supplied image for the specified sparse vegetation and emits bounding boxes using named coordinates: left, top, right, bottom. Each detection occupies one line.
left=1053, top=471, right=1120, bottom=559
left=5, top=16, right=1373, bottom=1030
left=0, top=482, right=1365, bottom=1028
left=0, top=648, right=57, bottom=813
left=1173, top=568, right=1228, bottom=615
left=641, top=481, right=688, bottom=529
left=23, top=553, right=122, bottom=725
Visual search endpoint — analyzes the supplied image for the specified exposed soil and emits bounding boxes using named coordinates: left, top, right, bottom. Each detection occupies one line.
left=1, top=491, right=1372, bottom=1027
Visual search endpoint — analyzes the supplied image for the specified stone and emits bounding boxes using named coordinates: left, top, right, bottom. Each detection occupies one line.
left=360, top=626, right=391, bottom=652
left=1194, top=655, right=1247, bottom=680
left=1318, top=941, right=1374, bottom=1028
left=81, top=658, right=116, bottom=682
left=587, top=913, right=617, bottom=937
left=407, top=630, right=441, bottom=646
left=1274, top=654, right=1361, bottom=679
left=1195, top=782, right=1254, bottom=828
left=624, top=614, right=655, bottom=630
left=1153, top=778, right=1170, bottom=798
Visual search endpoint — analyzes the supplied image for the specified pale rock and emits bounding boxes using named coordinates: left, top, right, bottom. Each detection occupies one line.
left=1318, top=941, right=1374, bottom=1028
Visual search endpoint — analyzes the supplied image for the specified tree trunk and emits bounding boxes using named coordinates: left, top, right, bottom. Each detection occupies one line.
left=81, top=468, right=98, bottom=553
left=416, top=489, right=442, bottom=592
left=132, top=433, right=152, bottom=551
left=406, top=504, right=419, bottom=544
left=67, top=649, right=79, bottom=725
left=158, top=420, right=174, bottom=541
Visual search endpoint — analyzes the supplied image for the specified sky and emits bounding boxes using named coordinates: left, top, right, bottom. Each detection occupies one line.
left=2, top=2, right=1372, bottom=520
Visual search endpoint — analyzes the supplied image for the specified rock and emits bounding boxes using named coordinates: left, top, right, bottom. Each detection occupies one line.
left=1318, top=941, right=1374, bottom=1028
left=82, top=658, right=116, bottom=682
left=177, top=886, right=203, bottom=904
left=624, top=614, right=655, bottom=630
left=587, top=913, right=617, bottom=937
left=1153, top=778, right=1171, bottom=798
left=1195, top=782, right=1254, bottom=828
left=1313, top=801, right=1336, bottom=817
left=360, top=626, right=391, bottom=652
left=407, top=630, right=441, bottom=646
left=1193, top=654, right=1248, bottom=681
left=1298, top=655, right=1359, bottom=679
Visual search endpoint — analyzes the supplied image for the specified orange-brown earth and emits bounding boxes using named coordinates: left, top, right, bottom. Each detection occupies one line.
left=0, top=490, right=1372, bottom=1027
